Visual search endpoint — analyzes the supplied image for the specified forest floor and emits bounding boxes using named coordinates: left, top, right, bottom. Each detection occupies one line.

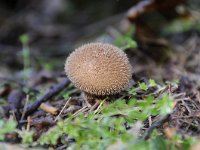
left=0, top=1, right=200, bottom=150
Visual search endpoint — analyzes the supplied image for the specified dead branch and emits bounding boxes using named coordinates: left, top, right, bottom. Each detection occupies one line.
left=24, top=78, right=70, bottom=117
left=7, top=90, right=25, bottom=111
left=7, top=90, right=25, bottom=129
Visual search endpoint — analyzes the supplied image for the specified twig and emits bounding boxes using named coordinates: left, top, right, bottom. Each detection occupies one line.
left=148, top=116, right=152, bottom=126
left=54, top=97, right=72, bottom=122
left=72, top=106, right=89, bottom=118
left=143, top=114, right=171, bottom=140
left=26, top=116, right=31, bottom=131
left=20, top=94, right=30, bottom=121
left=181, top=99, right=192, bottom=114
left=94, top=100, right=105, bottom=114
left=55, top=145, right=67, bottom=150
left=8, top=90, right=25, bottom=112
left=24, top=78, right=70, bottom=117
left=7, top=90, right=25, bottom=129
left=61, top=105, right=82, bottom=118
left=89, top=100, right=100, bottom=112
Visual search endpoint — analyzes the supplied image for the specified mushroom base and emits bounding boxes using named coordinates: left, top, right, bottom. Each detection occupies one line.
left=81, top=92, right=107, bottom=106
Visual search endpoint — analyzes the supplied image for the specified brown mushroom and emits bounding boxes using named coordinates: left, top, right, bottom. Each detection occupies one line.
left=65, top=42, right=132, bottom=103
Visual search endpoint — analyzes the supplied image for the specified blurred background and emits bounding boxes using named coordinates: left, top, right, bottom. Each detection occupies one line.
left=0, top=0, right=133, bottom=71
left=0, top=0, right=199, bottom=82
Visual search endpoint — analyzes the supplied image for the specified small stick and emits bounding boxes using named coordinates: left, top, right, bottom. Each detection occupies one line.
left=89, top=100, right=100, bottom=112
left=94, top=99, right=105, bottom=114
left=26, top=116, right=31, bottom=131
left=54, top=97, right=72, bottom=122
left=61, top=105, right=82, bottom=118
left=181, top=99, right=192, bottom=114
left=143, top=114, right=171, bottom=140
left=7, top=90, right=25, bottom=129
left=24, top=78, right=70, bottom=117
left=21, top=94, right=30, bottom=121
left=148, top=116, right=152, bottom=126
left=72, top=106, right=88, bottom=118
left=8, top=90, right=25, bottom=112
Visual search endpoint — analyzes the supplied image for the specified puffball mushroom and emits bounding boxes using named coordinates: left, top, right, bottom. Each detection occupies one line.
left=65, top=42, right=132, bottom=99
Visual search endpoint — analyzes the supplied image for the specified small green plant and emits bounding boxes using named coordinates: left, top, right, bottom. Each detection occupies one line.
left=114, top=27, right=137, bottom=49
left=39, top=127, right=62, bottom=145
left=128, top=79, right=157, bottom=95
left=157, top=94, right=174, bottom=116
left=149, top=79, right=157, bottom=87
left=17, top=129, right=34, bottom=145
left=115, top=128, right=197, bottom=150
left=56, top=83, right=75, bottom=100
left=19, top=34, right=30, bottom=82
left=62, top=89, right=75, bottom=100
left=0, top=119, right=17, bottom=140
left=1, top=80, right=196, bottom=150
left=38, top=88, right=175, bottom=149
left=162, top=18, right=200, bottom=34
left=139, top=82, right=148, bottom=91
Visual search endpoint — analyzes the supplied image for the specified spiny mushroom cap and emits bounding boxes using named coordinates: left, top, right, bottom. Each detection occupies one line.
left=65, top=43, right=132, bottom=96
